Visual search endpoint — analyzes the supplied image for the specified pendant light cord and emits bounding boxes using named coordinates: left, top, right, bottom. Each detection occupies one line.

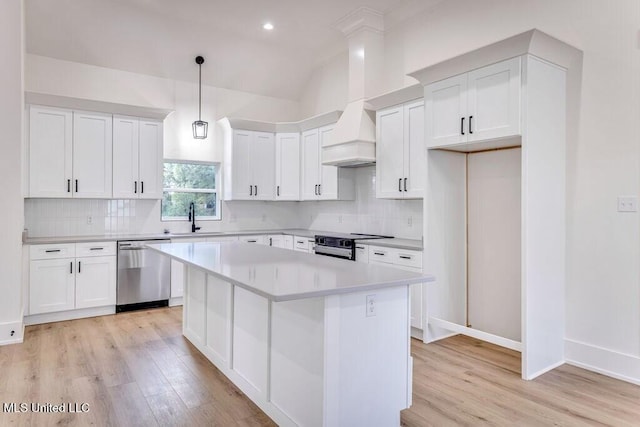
left=198, top=63, right=202, bottom=121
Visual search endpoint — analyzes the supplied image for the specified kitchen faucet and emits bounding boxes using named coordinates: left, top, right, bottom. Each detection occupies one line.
left=188, top=202, right=201, bottom=233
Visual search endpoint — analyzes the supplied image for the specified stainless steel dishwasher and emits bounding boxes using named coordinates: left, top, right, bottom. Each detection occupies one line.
left=117, top=239, right=171, bottom=312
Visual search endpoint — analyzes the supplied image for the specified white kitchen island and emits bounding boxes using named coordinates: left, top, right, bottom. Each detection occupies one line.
left=148, top=242, right=434, bottom=427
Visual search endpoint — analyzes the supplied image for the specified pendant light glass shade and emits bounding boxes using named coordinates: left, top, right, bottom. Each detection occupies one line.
left=193, top=56, right=208, bottom=139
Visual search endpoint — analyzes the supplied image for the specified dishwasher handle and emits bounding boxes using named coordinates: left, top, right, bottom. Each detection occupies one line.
left=118, top=246, right=147, bottom=251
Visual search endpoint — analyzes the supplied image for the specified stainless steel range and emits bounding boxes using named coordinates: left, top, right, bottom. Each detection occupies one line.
left=314, top=233, right=392, bottom=261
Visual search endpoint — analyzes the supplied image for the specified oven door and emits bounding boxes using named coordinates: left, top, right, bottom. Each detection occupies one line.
left=314, top=245, right=355, bottom=261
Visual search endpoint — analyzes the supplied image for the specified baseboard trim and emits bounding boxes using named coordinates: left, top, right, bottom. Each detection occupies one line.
left=429, top=317, right=522, bottom=352
left=169, top=297, right=183, bottom=307
left=565, top=338, right=640, bottom=386
left=25, top=306, right=115, bottom=326
left=0, top=313, right=24, bottom=345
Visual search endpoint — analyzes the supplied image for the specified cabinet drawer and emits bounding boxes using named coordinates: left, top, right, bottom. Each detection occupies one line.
left=293, top=235, right=310, bottom=252
left=76, top=241, right=116, bottom=257
left=30, top=243, right=76, bottom=260
left=368, top=245, right=393, bottom=264
left=239, top=235, right=267, bottom=245
left=393, top=250, right=423, bottom=269
left=355, top=244, right=369, bottom=263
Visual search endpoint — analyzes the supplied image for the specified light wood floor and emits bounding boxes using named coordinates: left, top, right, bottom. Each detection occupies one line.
left=0, top=308, right=638, bottom=426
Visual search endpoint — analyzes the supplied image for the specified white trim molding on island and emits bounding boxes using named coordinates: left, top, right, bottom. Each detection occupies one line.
left=148, top=241, right=434, bottom=427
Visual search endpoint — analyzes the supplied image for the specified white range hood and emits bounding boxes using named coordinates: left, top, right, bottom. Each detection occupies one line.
left=322, top=8, right=384, bottom=167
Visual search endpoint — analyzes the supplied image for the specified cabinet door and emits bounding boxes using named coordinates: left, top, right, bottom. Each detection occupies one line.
left=75, top=256, right=116, bottom=309
left=231, top=130, right=253, bottom=200
left=275, top=133, right=300, bottom=201
left=376, top=106, right=405, bottom=199
left=112, top=116, right=139, bottom=199
left=73, top=111, right=113, bottom=198
left=318, top=125, right=338, bottom=200
left=467, top=57, right=521, bottom=142
left=404, top=100, right=426, bottom=199
left=29, top=258, right=75, bottom=314
left=251, top=132, right=275, bottom=200
left=269, top=235, right=284, bottom=248
left=425, top=74, right=468, bottom=148
left=29, top=106, right=73, bottom=198
left=301, top=129, right=320, bottom=200
left=138, top=120, right=164, bottom=199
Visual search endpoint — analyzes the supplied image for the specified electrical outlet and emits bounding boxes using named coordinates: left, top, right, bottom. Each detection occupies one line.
left=617, top=196, right=638, bottom=212
left=87, top=216, right=93, bottom=225
left=366, top=294, right=376, bottom=317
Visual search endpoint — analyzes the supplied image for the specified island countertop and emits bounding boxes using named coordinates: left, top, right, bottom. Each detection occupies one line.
left=148, top=242, right=434, bottom=302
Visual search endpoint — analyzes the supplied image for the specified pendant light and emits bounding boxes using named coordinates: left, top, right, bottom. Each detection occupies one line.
left=192, top=56, right=208, bottom=139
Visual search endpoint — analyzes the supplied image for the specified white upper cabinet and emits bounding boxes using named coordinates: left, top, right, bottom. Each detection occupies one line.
left=227, top=130, right=275, bottom=200
left=113, top=117, right=163, bottom=199
left=425, top=57, right=521, bottom=149
left=29, top=106, right=112, bottom=199
left=29, top=106, right=73, bottom=198
left=72, top=111, right=113, bottom=198
left=376, top=100, right=426, bottom=199
left=275, top=133, right=300, bottom=201
left=301, top=125, right=354, bottom=201
left=138, top=120, right=163, bottom=199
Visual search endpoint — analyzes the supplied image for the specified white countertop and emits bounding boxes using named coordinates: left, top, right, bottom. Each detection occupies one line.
left=24, top=229, right=422, bottom=250
left=147, top=242, right=433, bottom=302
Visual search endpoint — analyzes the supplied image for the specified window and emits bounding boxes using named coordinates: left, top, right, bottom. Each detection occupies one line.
left=162, top=161, right=220, bottom=220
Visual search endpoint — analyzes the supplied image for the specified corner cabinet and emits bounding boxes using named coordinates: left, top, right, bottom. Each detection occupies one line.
left=225, top=130, right=275, bottom=201
left=376, top=100, right=426, bottom=199
left=425, top=57, right=521, bottom=149
left=29, top=106, right=113, bottom=198
left=113, top=116, right=163, bottom=199
left=301, top=125, right=354, bottom=201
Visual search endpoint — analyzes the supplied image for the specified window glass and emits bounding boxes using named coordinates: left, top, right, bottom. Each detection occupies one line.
left=162, top=162, right=219, bottom=220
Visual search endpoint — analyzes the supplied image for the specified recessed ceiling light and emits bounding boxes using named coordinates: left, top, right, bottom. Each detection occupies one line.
left=263, top=22, right=274, bottom=31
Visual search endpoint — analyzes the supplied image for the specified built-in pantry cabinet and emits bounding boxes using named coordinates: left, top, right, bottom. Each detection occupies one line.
left=375, top=100, right=426, bottom=199
left=112, top=116, right=163, bottom=199
left=28, top=242, right=116, bottom=320
left=425, top=57, right=521, bottom=149
left=29, top=106, right=113, bottom=198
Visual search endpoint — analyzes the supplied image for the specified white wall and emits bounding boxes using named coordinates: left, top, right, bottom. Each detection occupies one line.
left=299, top=0, right=640, bottom=383
left=0, top=0, right=25, bottom=343
left=299, top=52, right=348, bottom=118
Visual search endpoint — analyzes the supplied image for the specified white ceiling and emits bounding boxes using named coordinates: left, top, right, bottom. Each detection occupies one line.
left=25, top=0, right=442, bottom=100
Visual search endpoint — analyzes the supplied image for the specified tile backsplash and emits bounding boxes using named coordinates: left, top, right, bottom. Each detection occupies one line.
left=24, top=166, right=423, bottom=240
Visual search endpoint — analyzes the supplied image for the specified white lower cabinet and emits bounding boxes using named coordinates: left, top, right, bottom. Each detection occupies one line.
left=367, top=245, right=424, bottom=333
left=28, top=242, right=116, bottom=318
left=269, top=234, right=294, bottom=249
left=293, top=235, right=315, bottom=253
left=239, top=235, right=268, bottom=245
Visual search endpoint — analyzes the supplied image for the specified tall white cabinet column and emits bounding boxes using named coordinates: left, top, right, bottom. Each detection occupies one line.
left=410, top=30, right=582, bottom=380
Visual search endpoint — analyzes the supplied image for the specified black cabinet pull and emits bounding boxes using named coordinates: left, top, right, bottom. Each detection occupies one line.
left=67, top=179, right=71, bottom=193
left=315, top=184, right=318, bottom=195
left=75, top=179, right=78, bottom=192
left=269, top=237, right=273, bottom=246
left=250, top=185, right=253, bottom=196
left=254, top=185, right=257, bottom=196
left=141, top=182, right=144, bottom=194
left=404, top=178, right=407, bottom=192
left=45, top=249, right=61, bottom=253
left=469, top=116, right=473, bottom=134
left=374, top=252, right=385, bottom=256
left=134, top=181, right=137, bottom=194
left=78, top=261, right=81, bottom=273
left=70, top=262, right=73, bottom=274
left=461, top=117, right=465, bottom=135
left=318, top=184, right=321, bottom=195
left=399, top=255, right=412, bottom=260
left=356, top=246, right=364, bottom=250
left=90, top=247, right=104, bottom=251
left=277, top=186, right=280, bottom=197
left=398, top=178, right=402, bottom=192
left=247, top=240, right=257, bottom=243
